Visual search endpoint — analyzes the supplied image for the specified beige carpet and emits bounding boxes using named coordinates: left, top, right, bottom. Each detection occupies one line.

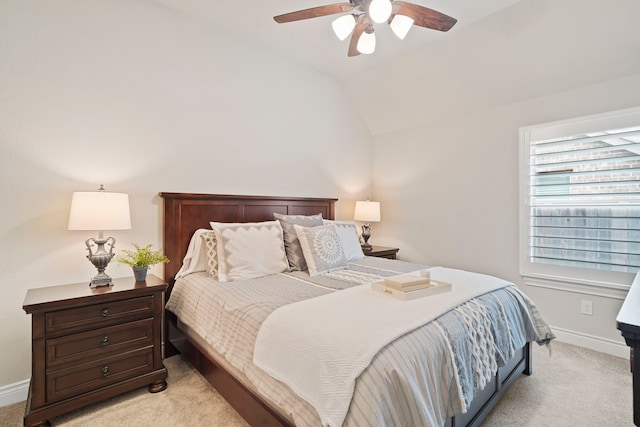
left=1, top=341, right=633, bottom=426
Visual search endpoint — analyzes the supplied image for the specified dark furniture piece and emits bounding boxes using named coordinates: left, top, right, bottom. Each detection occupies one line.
left=22, top=275, right=168, bottom=427
left=617, top=274, right=640, bottom=426
left=364, top=245, right=399, bottom=259
left=160, top=192, right=533, bottom=427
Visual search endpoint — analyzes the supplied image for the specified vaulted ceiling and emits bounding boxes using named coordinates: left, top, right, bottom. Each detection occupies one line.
left=151, top=0, right=522, bottom=78
left=151, top=0, right=640, bottom=136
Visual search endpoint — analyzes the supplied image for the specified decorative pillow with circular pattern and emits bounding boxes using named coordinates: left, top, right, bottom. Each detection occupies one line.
left=294, top=224, right=348, bottom=276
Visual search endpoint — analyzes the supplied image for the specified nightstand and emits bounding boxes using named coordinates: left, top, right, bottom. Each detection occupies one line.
left=363, top=245, right=400, bottom=259
left=22, top=275, right=168, bottom=427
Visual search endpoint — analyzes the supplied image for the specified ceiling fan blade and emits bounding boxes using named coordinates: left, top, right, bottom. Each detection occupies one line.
left=391, top=1, right=457, bottom=32
left=274, top=3, right=354, bottom=23
left=348, top=15, right=369, bottom=57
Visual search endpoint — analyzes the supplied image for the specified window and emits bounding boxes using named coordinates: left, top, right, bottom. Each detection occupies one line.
left=520, top=107, right=640, bottom=289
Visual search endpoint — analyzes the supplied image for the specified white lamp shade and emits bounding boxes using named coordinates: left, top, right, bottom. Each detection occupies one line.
left=68, top=191, right=132, bottom=231
left=357, top=31, right=376, bottom=54
left=332, top=15, right=356, bottom=40
left=368, top=0, right=392, bottom=24
left=354, top=201, right=381, bottom=222
left=390, top=15, right=414, bottom=40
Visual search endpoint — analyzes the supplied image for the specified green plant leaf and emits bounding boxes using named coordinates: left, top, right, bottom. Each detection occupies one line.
left=116, top=243, right=170, bottom=268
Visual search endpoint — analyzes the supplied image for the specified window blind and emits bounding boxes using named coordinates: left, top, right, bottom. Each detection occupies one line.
left=529, top=126, right=640, bottom=273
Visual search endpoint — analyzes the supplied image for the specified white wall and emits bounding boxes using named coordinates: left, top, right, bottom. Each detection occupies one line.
left=372, top=73, right=640, bottom=356
left=0, top=0, right=372, bottom=390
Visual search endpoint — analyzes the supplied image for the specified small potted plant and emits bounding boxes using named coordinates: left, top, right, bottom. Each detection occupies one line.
left=117, top=243, right=169, bottom=282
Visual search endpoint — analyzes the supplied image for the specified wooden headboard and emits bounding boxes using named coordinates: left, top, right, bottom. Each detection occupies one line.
left=160, top=192, right=337, bottom=285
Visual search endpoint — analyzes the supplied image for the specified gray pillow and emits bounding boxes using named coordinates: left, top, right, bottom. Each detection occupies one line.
left=274, top=213, right=324, bottom=271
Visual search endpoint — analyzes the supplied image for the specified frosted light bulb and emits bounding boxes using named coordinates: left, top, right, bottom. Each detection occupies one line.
left=368, top=0, right=392, bottom=24
left=332, top=15, right=356, bottom=40
left=390, top=15, right=414, bottom=40
left=357, top=30, right=376, bottom=54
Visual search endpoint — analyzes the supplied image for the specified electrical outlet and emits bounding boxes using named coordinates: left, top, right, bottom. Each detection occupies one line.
left=580, top=300, right=593, bottom=316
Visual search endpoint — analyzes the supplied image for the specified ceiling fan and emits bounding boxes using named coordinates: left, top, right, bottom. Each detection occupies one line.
left=273, top=0, right=457, bottom=57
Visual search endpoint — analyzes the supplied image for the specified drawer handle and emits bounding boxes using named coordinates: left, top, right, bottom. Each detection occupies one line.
left=102, top=366, right=109, bottom=377
left=101, top=308, right=109, bottom=317
left=101, top=335, right=109, bottom=345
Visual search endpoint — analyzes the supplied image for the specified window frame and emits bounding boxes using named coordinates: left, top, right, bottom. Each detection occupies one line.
left=519, top=107, right=640, bottom=296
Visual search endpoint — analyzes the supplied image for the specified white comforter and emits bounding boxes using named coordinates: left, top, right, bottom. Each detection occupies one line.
left=253, top=267, right=513, bottom=427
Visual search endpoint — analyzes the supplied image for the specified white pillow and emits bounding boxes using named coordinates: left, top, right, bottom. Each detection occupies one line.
left=175, top=228, right=211, bottom=279
left=323, top=220, right=365, bottom=261
left=294, top=224, right=348, bottom=276
left=210, top=221, right=289, bottom=282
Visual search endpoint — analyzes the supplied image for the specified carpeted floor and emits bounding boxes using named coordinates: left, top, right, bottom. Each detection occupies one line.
left=1, top=341, right=633, bottom=426
left=482, top=341, right=633, bottom=426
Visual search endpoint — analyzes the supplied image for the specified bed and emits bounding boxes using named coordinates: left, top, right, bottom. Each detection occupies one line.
left=160, top=192, right=554, bottom=427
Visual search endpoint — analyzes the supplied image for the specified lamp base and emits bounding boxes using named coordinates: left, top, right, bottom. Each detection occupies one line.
left=86, top=234, right=116, bottom=288
left=90, top=274, right=114, bottom=288
left=361, top=223, right=372, bottom=251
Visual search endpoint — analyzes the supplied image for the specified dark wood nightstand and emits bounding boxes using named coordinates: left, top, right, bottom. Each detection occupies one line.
left=363, top=245, right=400, bottom=259
left=22, top=275, right=168, bottom=427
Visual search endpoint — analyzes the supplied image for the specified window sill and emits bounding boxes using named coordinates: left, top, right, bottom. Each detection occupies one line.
left=523, top=274, right=631, bottom=300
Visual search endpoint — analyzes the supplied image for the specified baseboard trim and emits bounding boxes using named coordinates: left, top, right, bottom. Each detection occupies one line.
left=0, top=378, right=29, bottom=408
left=1, top=330, right=627, bottom=407
left=551, top=326, right=629, bottom=359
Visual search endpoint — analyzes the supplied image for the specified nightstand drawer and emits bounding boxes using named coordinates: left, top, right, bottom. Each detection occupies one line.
left=46, top=347, right=154, bottom=403
left=46, top=318, right=154, bottom=368
left=45, top=295, right=154, bottom=334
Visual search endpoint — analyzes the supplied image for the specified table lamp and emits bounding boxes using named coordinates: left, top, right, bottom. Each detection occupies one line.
left=68, top=185, right=131, bottom=287
left=354, top=200, right=381, bottom=251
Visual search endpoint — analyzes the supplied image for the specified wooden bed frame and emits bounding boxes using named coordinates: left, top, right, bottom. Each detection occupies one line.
left=160, top=192, right=532, bottom=427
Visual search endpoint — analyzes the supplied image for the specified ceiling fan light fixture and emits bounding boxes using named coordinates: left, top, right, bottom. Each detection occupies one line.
left=272, top=1, right=457, bottom=58
left=368, top=0, right=392, bottom=24
left=357, top=29, right=376, bottom=54
left=332, top=14, right=356, bottom=40
left=390, top=14, right=414, bottom=40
